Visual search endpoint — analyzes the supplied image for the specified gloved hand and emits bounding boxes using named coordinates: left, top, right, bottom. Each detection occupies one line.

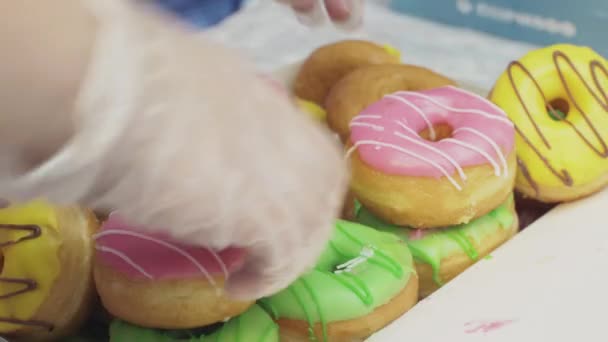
left=278, top=0, right=364, bottom=28
left=0, top=0, right=348, bottom=300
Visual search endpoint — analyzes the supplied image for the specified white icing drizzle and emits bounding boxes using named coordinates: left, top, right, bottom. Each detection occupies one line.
left=454, top=127, right=509, bottom=177
left=345, top=140, right=462, bottom=190
left=334, top=246, right=375, bottom=274
left=384, top=94, right=436, bottom=140
left=394, top=91, right=514, bottom=126
left=394, top=119, right=418, bottom=136
left=208, top=249, right=230, bottom=281
left=94, top=229, right=219, bottom=291
left=440, top=138, right=501, bottom=176
left=351, top=114, right=382, bottom=121
left=96, top=245, right=153, bottom=279
left=349, top=122, right=385, bottom=131
left=394, top=123, right=467, bottom=181
left=445, top=85, right=508, bottom=117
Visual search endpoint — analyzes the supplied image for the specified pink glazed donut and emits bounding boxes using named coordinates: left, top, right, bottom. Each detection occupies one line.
left=93, top=214, right=253, bottom=329
left=346, top=86, right=517, bottom=228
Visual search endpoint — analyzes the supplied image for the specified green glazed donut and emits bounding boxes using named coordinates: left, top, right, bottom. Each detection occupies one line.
left=108, top=304, right=278, bottom=342
left=258, top=220, right=417, bottom=342
left=355, top=194, right=518, bottom=297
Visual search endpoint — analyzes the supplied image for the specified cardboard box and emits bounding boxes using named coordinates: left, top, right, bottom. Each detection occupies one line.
left=388, top=0, right=608, bottom=57
left=274, top=58, right=608, bottom=342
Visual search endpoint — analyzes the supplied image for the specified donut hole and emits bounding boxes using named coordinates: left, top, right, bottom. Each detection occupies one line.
left=547, top=98, right=569, bottom=121
left=419, top=123, right=453, bottom=142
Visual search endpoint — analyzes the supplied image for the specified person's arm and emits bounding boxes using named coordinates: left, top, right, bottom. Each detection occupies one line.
left=278, top=0, right=364, bottom=27
left=0, top=0, right=348, bottom=300
left=0, top=0, right=96, bottom=171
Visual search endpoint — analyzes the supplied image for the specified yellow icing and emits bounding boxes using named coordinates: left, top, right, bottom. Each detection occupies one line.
left=296, top=98, right=327, bottom=122
left=491, top=44, right=608, bottom=188
left=382, top=44, right=401, bottom=60
left=0, top=200, right=62, bottom=332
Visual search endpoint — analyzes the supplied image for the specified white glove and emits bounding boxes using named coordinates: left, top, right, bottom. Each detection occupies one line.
left=278, top=0, right=364, bottom=29
left=0, top=0, right=348, bottom=300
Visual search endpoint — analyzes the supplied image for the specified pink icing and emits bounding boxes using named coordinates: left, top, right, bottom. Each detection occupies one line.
left=94, top=214, right=246, bottom=282
left=348, top=86, right=515, bottom=190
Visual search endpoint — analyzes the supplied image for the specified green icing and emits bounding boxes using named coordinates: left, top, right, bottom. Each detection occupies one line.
left=258, top=220, right=414, bottom=342
left=355, top=195, right=515, bottom=286
left=108, top=304, right=278, bottom=342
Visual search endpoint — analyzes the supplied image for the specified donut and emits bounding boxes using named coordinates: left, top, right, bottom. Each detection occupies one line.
left=0, top=200, right=98, bottom=340
left=93, top=214, right=252, bottom=329
left=346, top=86, right=517, bottom=228
left=293, top=40, right=401, bottom=106
left=490, top=44, right=608, bottom=202
left=258, top=220, right=418, bottom=342
left=325, top=64, right=456, bottom=142
left=354, top=194, right=518, bottom=298
left=108, top=304, right=279, bottom=342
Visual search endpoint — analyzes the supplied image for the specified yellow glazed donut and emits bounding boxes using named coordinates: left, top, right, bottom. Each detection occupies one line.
left=490, top=44, right=608, bottom=202
left=0, top=201, right=98, bottom=341
left=293, top=40, right=401, bottom=106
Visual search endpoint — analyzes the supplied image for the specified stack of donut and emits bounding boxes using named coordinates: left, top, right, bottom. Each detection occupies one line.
left=97, top=216, right=418, bottom=342
left=3, top=41, right=607, bottom=342
left=93, top=213, right=280, bottom=342
left=293, top=40, right=521, bottom=299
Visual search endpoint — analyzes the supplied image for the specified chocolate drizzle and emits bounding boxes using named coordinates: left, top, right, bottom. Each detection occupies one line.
left=0, top=316, right=53, bottom=331
left=591, top=61, right=608, bottom=103
left=516, top=156, right=540, bottom=194
left=0, top=224, right=41, bottom=248
left=0, top=224, right=54, bottom=332
left=506, top=50, right=608, bottom=195
left=0, top=277, right=37, bottom=300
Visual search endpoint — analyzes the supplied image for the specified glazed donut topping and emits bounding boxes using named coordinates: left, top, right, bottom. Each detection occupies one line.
left=109, top=304, right=279, bottom=342
left=94, top=214, right=246, bottom=283
left=347, top=86, right=515, bottom=190
left=355, top=195, right=515, bottom=286
left=0, top=223, right=54, bottom=331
